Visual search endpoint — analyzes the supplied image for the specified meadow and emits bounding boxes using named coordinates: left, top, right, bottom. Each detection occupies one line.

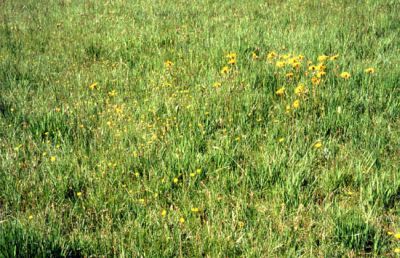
left=1, top=0, right=400, bottom=256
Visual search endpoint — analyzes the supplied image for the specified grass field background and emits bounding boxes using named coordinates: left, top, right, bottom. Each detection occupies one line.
left=1, top=0, right=400, bottom=256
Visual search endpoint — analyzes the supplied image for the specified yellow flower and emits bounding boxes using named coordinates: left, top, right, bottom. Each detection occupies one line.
left=161, top=209, right=167, bottom=217
left=196, top=168, right=202, bottom=174
left=173, top=177, right=179, bottom=184
left=228, top=58, right=236, bottom=65
left=308, top=65, right=317, bottom=71
left=252, top=52, right=258, bottom=60
left=314, top=141, right=323, bottom=149
left=318, top=55, right=329, bottom=62
left=278, top=137, right=285, bottom=143
left=28, top=215, right=33, bottom=220
left=238, top=221, right=245, bottom=228
left=294, top=83, right=307, bottom=96
left=292, top=61, right=301, bottom=69
left=317, top=63, right=326, bottom=71
left=164, top=60, right=173, bottom=68
left=311, top=77, right=321, bottom=85
left=316, top=71, right=326, bottom=78
left=364, top=67, right=375, bottom=74
left=89, top=82, right=98, bottom=90
left=329, top=54, right=339, bottom=61
left=179, top=217, right=185, bottom=224
left=108, top=90, right=117, bottom=97
left=340, top=72, right=351, bottom=79
left=387, top=231, right=394, bottom=236
left=191, top=207, right=199, bottom=213
left=285, top=104, right=291, bottom=113
left=395, top=248, right=400, bottom=253
left=275, top=87, right=285, bottom=96
left=76, top=192, right=82, bottom=197
left=213, top=82, right=222, bottom=88
left=50, top=156, right=56, bottom=162
left=292, top=99, right=300, bottom=109
left=190, top=172, right=196, bottom=177
left=285, top=72, right=294, bottom=78
left=276, top=61, right=285, bottom=68
left=226, top=52, right=237, bottom=59
left=267, top=51, right=277, bottom=60
left=395, top=233, right=400, bottom=239
left=221, top=66, right=230, bottom=74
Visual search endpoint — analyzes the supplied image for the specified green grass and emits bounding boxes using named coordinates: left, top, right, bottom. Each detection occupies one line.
left=1, top=0, right=400, bottom=256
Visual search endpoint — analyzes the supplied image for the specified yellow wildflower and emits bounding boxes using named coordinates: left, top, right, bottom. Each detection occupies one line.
left=50, top=156, right=56, bottom=162
left=226, top=52, right=237, bottom=59
left=196, top=168, right=202, bottom=174
left=179, top=217, right=185, bottom=224
left=213, top=82, right=222, bottom=88
left=364, top=67, right=375, bottom=74
left=292, top=99, right=300, bottom=109
left=395, top=248, right=400, bottom=253
left=28, top=215, right=33, bottom=220
left=238, top=221, right=245, bottom=228
left=314, top=141, right=323, bottom=149
left=285, top=105, right=291, bottom=113
left=395, top=233, right=400, bottom=239
left=275, top=87, right=285, bottom=96
left=164, top=60, right=173, bottom=68
left=285, top=72, right=294, bottom=78
left=278, top=137, right=285, bottom=143
left=340, top=72, right=351, bottom=79
left=311, top=77, right=321, bottom=85
left=276, top=61, right=285, bottom=68
left=252, top=52, right=258, bottom=60
left=228, top=58, right=236, bottom=65
left=316, top=71, right=326, bottom=78
left=108, top=90, right=117, bottom=97
left=308, top=65, right=317, bottom=71
left=317, top=55, right=329, bottom=62
left=89, top=82, right=98, bottom=90
left=221, top=66, right=230, bottom=74
left=267, top=51, right=277, bottom=60
left=161, top=209, right=167, bottom=217
left=173, top=177, right=179, bottom=184
left=294, top=83, right=307, bottom=96
left=329, top=54, right=339, bottom=61
left=317, top=63, right=326, bottom=71
left=76, top=192, right=82, bottom=197
left=191, top=207, right=199, bottom=213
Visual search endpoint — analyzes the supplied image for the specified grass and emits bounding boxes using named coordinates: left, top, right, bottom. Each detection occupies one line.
left=0, top=0, right=399, bottom=256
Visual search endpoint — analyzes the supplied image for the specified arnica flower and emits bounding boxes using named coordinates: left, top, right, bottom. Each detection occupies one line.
left=76, top=192, right=82, bottom=197
left=292, top=61, right=301, bottom=69
left=278, top=137, right=285, bottom=143
left=50, top=156, right=56, bottom=162
left=311, top=77, right=321, bottom=85
left=179, top=217, right=185, bottom=224
left=108, top=90, right=117, bottom=97
left=267, top=51, right=277, bottom=60
left=317, top=63, right=326, bottom=71
left=308, top=65, right=317, bottom=71
left=316, top=71, right=326, bottom=78
left=226, top=52, right=237, bottom=59
left=364, top=67, right=375, bottom=74
left=173, top=177, right=179, bottom=184
left=164, top=60, right=173, bottom=68
left=252, top=52, right=258, bottom=60
left=213, top=82, right=222, bottom=88
left=314, top=141, right=323, bottom=149
left=191, top=207, right=199, bottom=213
left=276, top=61, right=285, bottom=68
left=275, top=87, right=285, bottom=96
left=228, top=58, right=236, bottom=65
left=221, top=66, right=230, bottom=74
left=161, top=209, right=167, bottom=217
left=292, top=99, right=300, bottom=109
left=297, top=55, right=305, bottom=61
left=395, top=248, right=400, bottom=254
left=285, top=72, right=294, bottom=78
left=294, top=83, right=307, bottom=96
left=318, top=55, right=329, bottom=62
left=28, top=215, right=33, bottom=220
left=395, top=233, right=400, bottom=239
left=89, top=82, right=98, bottom=90
left=340, top=72, right=351, bottom=79
left=329, top=54, right=339, bottom=61
left=285, top=105, right=291, bottom=113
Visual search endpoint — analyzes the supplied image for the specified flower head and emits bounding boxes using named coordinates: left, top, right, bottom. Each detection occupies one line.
left=294, top=83, right=307, bottom=96
left=221, top=66, right=230, bottom=75
left=89, top=82, right=98, bottom=90
left=292, top=99, right=300, bottom=109
left=275, top=87, right=285, bottom=96
left=276, top=61, right=285, bottom=68
left=364, top=67, right=375, bottom=74
left=314, top=140, right=323, bottom=149
left=318, top=55, right=329, bottom=62
left=164, top=60, right=173, bottom=68
left=340, top=72, right=351, bottom=79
